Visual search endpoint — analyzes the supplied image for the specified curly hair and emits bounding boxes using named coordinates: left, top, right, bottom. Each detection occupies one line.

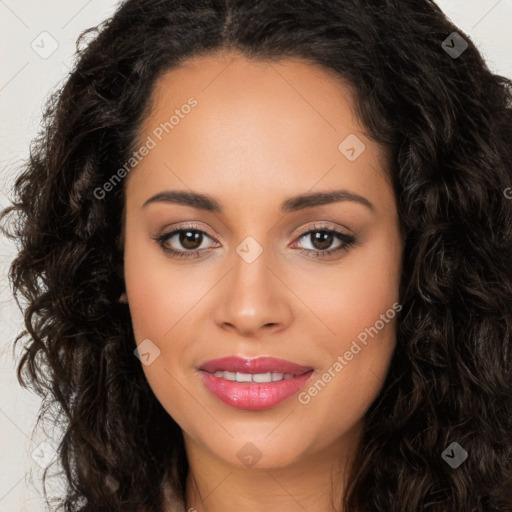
left=2, top=0, right=512, bottom=510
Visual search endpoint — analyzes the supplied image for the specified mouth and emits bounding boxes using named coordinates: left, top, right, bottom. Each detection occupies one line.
left=198, top=356, right=315, bottom=410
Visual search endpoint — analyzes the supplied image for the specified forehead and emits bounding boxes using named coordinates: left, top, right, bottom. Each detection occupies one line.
left=143, top=51, right=363, bottom=139
left=126, top=51, right=391, bottom=213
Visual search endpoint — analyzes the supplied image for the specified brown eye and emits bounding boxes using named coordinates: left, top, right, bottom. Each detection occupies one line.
left=309, top=230, right=335, bottom=251
left=293, top=225, right=357, bottom=259
left=154, top=224, right=218, bottom=259
left=154, top=223, right=356, bottom=260
left=178, top=230, right=203, bottom=250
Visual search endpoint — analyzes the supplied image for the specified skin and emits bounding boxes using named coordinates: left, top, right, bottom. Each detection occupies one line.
left=122, top=50, right=404, bottom=512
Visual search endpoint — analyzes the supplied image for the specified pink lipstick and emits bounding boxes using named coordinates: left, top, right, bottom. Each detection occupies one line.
left=198, top=356, right=314, bottom=410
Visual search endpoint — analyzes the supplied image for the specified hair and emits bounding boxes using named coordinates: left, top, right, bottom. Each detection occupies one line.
left=1, top=0, right=512, bottom=510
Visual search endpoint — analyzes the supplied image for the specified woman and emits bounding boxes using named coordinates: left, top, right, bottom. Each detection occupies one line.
left=2, top=0, right=511, bottom=511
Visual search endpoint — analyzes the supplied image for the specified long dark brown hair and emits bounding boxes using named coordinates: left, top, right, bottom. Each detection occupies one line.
left=2, top=1, right=512, bottom=510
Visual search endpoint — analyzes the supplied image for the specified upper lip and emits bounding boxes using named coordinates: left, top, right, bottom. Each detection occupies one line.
left=199, top=356, right=313, bottom=375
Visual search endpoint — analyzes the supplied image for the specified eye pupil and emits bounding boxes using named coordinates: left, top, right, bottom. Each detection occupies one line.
left=180, top=230, right=202, bottom=250
left=312, top=231, right=333, bottom=250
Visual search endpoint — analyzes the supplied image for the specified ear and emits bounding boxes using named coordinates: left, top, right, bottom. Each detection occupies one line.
left=119, top=292, right=128, bottom=304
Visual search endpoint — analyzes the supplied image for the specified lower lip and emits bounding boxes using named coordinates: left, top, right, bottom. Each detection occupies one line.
left=199, top=370, right=314, bottom=410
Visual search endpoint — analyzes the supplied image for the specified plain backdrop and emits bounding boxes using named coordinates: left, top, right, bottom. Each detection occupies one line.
left=1, top=1, right=511, bottom=510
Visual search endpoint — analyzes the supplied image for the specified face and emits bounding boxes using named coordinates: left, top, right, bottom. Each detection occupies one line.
left=122, top=51, right=403, bottom=470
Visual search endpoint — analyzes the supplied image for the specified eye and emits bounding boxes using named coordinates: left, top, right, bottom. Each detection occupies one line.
left=153, top=223, right=218, bottom=259
left=152, top=222, right=357, bottom=260
left=292, top=223, right=356, bottom=259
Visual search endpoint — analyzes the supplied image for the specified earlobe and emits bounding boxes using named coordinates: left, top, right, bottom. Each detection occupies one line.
left=119, top=292, right=128, bottom=304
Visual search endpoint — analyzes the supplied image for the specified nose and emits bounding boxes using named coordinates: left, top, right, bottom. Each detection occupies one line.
left=212, top=248, right=293, bottom=338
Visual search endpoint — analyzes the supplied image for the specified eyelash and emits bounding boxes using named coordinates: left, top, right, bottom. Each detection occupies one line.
left=153, top=222, right=357, bottom=260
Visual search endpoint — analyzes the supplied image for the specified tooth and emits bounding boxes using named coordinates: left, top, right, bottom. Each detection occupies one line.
left=252, top=372, right=272, bottom=383
left=236, top=372, right=252, bottom=383
left=212, top=371, right=298, bottom=382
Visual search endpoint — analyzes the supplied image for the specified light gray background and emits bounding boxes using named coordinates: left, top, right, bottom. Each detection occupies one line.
left=1, top=1, right=511, bottom=510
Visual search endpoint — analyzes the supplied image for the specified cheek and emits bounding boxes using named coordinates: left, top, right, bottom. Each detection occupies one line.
left=295, top=241, right=401, bottom=449
left=123, top=226, right=205, bottom=342
left=123, top=225, right=213, bottom=402
left=295, top=303, right=398, bottom=456
left=123, top=237, right=201, bottom=428
left=291, top=223, right=402, bottom=351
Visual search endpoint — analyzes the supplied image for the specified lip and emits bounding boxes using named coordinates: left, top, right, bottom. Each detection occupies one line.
left=198, top=356, right=314, bottom=410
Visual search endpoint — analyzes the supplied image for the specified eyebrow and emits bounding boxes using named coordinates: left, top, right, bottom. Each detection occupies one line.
left=142, top=189, right=375, bottom=213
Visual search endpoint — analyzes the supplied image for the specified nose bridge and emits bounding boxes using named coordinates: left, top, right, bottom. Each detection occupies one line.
left=232, top=234, right=275, bottom=306
left=213, top=230, right=291, bottom=334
